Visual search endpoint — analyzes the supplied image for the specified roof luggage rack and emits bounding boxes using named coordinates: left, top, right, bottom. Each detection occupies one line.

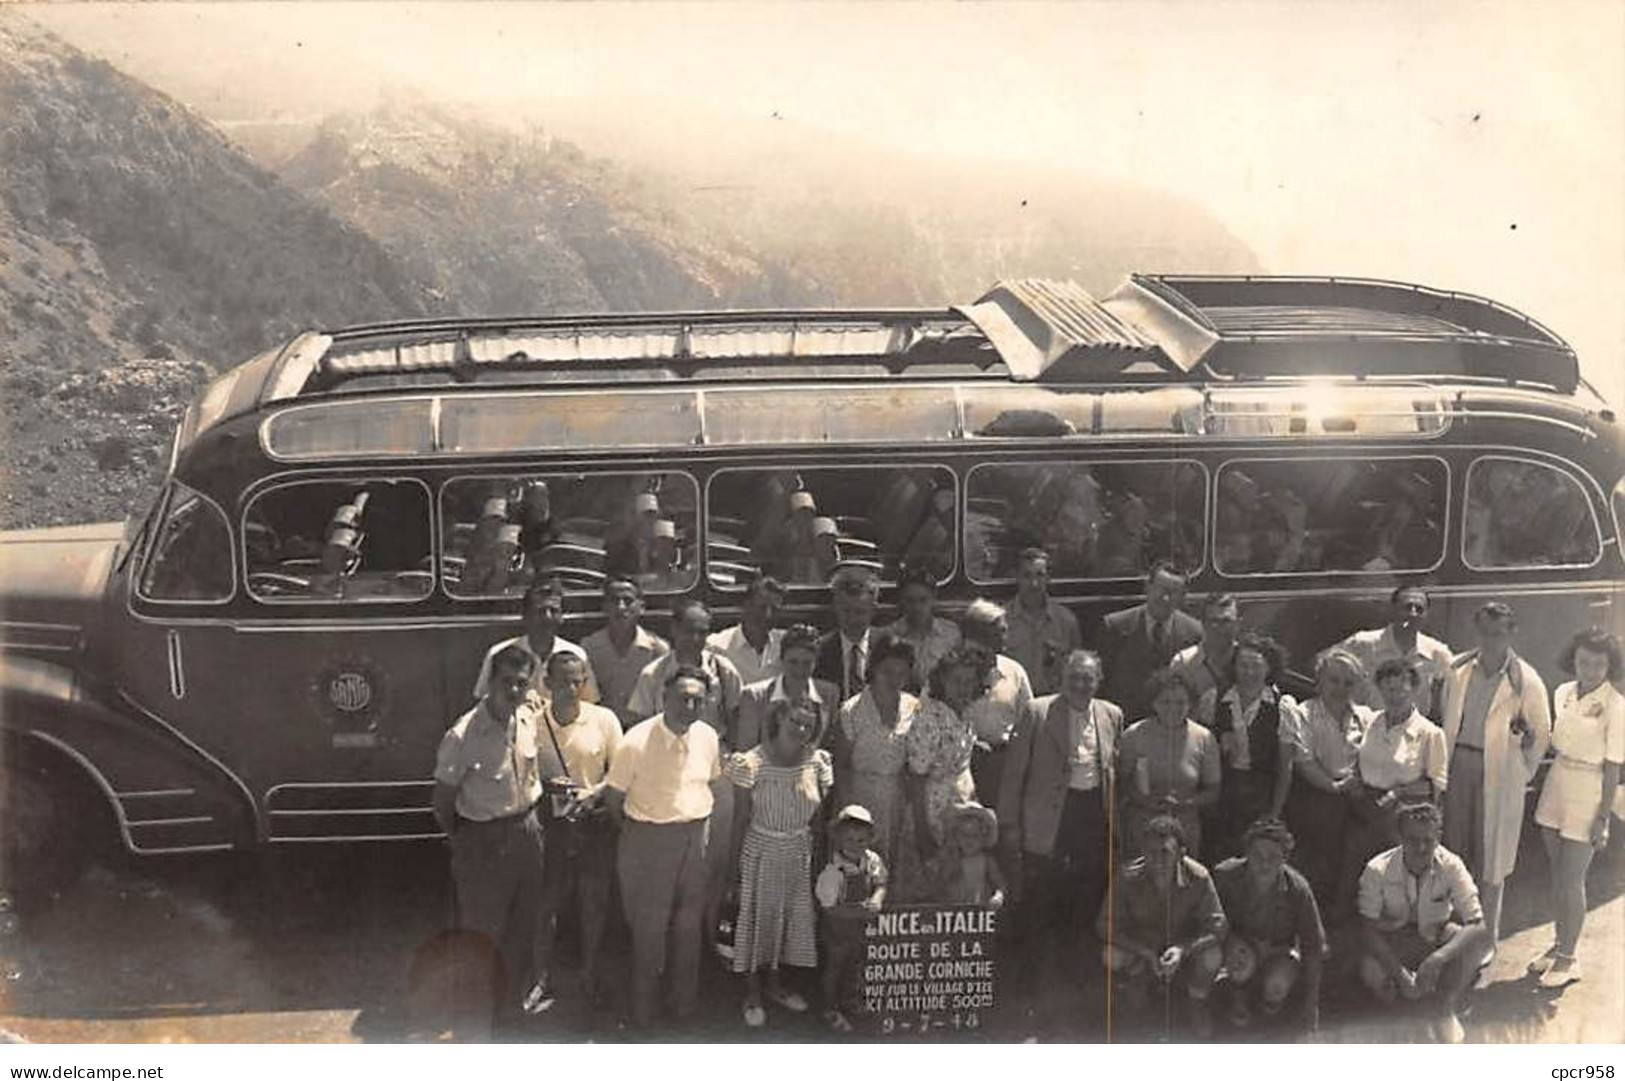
left=1113, top=274, right=1580, bottom=393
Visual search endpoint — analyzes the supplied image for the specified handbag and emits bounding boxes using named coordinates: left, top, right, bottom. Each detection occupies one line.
left=714, top=888, right=739, bottom=966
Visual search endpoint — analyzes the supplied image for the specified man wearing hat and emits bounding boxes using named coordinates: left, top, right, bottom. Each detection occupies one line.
left=472, top=578, right=601, bottom=706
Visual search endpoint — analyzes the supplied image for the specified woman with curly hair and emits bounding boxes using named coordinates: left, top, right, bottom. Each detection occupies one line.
left=830, top=632, right=922, bottom=871
left=1199, top=631, right=1298, bottom=861
left=900, top=644, right=990, bottom=896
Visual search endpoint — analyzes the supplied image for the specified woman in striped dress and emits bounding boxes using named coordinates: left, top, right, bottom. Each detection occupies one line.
left=726, top=697, right=834, bottom=1028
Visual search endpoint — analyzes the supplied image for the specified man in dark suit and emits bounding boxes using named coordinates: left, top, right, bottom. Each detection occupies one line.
left=1000, top=649, right=1123, bottom=975
left=1096, top=560, right=1202, bottom=721
left=815, top=564, right=882, bottom=701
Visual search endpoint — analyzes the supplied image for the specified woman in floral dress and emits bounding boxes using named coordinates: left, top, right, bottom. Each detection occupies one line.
left=726, top=697, right=833, bottom=1027
left=903, top=645, right=988, bottom=897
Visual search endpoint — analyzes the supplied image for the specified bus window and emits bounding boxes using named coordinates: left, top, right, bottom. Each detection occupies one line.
left=706, top=466, right=956, bottom=588
left=1463, top=457, right=1602, bottom=570
left=965, top=460, right=1205, bottom=583
left=138, top=483, right=233, bottom=602
left=1214, top=456, right=1447, bottom=576
left=440, top=472, right=698, bottom=598
left=244, top=478, right=433, bottom=603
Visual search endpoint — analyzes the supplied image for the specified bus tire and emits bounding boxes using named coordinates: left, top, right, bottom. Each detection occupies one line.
left=0, top=745, right=104, bottom=909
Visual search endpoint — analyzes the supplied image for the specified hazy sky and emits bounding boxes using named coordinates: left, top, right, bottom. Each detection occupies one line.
left=28, top=0, right=1625, bottom=404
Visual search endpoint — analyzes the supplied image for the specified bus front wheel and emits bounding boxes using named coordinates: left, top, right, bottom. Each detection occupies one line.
left=0, top=751, right=99, bottom=908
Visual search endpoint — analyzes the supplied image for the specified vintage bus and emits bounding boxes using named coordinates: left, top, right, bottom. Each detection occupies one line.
left=2, top=274, right=1621, bottom=890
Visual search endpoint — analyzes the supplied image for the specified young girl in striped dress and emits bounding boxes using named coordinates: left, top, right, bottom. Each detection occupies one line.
left=726, top=697, right=834, bottom=1028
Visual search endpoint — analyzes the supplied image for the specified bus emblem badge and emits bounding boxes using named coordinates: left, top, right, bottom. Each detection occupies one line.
left=309, top=658, right=387, bottom=748
left=328, top=673, right=372, bottom=713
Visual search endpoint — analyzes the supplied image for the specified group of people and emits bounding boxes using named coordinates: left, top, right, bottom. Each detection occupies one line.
left=431, top=550, right=1623, bottom=1041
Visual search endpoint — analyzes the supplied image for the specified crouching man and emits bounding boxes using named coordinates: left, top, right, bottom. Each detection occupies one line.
left=1211, top=817, right=1327, bottom=1033
left=1356, top=800, right=1490, bottom=1043
left=1097, top=814, right=1227, bottom=1039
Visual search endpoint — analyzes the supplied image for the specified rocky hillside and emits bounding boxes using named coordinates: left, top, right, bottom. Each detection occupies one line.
left=277, top=98, right=831, bottom=314
left=0, top=14, right=433, bottom=528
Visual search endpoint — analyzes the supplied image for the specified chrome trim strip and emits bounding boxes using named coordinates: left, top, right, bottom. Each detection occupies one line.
left=268, top=807, right=432, bottom=817
left=116, top=788, right=197, bottom=799
left=266, top=779, right=433, bottom=795
left=116, top=691, right=261, bottom=839
left=0, top=621, right=82, bottom=632
left=166, top=629, right=186, bottom=700
left=269, top=832, right=446, bottom=844
left=127, top=815, right=214, bottom=827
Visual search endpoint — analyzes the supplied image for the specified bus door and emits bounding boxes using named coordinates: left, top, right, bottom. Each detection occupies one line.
left=234, top=475, right=447, bottom=841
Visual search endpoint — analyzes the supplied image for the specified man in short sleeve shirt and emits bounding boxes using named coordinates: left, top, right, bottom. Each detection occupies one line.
left=1356, top=802, right=1490, bottom=1043
left=434, top=644, right=549, bottom=1015
left=605, top=665, right=723, bottom=1027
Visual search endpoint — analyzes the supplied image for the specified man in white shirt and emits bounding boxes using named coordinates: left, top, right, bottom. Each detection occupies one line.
left=959, top=598, right=1034, bottom=809
left=472, top=578, right=600, bottom=705
left=1357, top=801, right=1490, bottom=1043
left=433, top=644, right=548, bottom=1017
left=1331, top=585, right=1455, bottom=718
left=605, top=665, right=722, bottom=1027
left=706, top=574, right=787, bottom=686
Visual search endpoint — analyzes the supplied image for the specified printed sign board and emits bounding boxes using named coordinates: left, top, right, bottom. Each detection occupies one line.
left=859, top=904, right=999, bottom=1036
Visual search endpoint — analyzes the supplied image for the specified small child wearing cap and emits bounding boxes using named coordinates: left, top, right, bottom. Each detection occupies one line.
left=815, top=804, right=887, bottom=1032
left=929, top=802, right=1006, bottom=908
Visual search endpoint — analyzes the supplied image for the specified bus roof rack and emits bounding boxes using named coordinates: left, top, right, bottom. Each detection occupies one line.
left=1111, top=274, right=1580, bottom=393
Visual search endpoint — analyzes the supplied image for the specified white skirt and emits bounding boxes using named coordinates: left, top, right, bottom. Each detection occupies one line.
left=1535, top=757, right=1607, bottom=843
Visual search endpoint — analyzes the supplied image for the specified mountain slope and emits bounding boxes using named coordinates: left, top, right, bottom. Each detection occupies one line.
left=277, top=99, right=832, bottom=315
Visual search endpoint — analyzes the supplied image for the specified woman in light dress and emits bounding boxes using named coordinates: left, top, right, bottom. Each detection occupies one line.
left=1529, top=629, right=1623, bottom=988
